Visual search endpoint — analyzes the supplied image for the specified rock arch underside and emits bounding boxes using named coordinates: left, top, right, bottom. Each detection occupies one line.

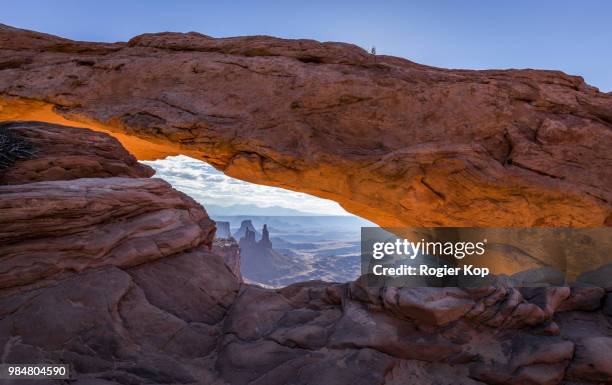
left=1, top=25, right=611, bottom=385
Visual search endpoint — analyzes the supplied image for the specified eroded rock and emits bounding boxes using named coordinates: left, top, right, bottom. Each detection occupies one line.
left=212, top=237, right=242, bottom=281
left=567, top=337, right=612, bottom=382
left=0, top=121, right=153, bottom=184
left=470, top=336, right=574, bottom=385
left=0, top=121, right=239, bottom=383
left=0, top=177, right=214, bottom=289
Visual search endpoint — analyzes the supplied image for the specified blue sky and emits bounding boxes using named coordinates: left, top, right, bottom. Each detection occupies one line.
left=2, top=0, right=611, bottom=91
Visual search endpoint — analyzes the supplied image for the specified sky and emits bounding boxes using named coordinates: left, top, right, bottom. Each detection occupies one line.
left=3, top=1, right=610, bottom=215
left=143, top=156, right=349, bottom=216
left=2, top=0, right=610, bottom=91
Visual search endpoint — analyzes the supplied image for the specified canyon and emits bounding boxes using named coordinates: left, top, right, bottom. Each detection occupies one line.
left=237, top=223, right=304, bottom=286
left=217, top=216, right=366, bottom=287
left=0, top=24, right=611, bottom=385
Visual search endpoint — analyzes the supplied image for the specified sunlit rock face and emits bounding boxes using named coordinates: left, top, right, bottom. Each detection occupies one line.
left=1, top=24, right=610, bottom=227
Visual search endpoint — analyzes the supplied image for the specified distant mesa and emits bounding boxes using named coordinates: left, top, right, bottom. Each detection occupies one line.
left=260, top=224, right=272, bottom=249
left=212, top=220, right=241, bottom=279
left=215, top=220, right=232, bottom=239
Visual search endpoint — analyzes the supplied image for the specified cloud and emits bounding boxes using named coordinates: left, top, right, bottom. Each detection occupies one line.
left=143, top=155, right=349, bottom=215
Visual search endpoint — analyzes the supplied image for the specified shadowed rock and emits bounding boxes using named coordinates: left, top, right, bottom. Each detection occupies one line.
left=212, top=236, right=242, bottom=281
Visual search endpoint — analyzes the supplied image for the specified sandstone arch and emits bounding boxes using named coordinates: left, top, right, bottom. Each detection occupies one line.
left=1, top=24, right=610, bottom=227
left=1, top=25, right=612, bottom=385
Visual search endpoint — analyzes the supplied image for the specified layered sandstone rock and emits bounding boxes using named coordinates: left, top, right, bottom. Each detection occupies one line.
left=0, top=177, right=216, bottom=289
left=0, top=121, right=153, bottom=184
left=0, top=122, right=240, bottom=383
left=0, top=24, right=610, bottom=227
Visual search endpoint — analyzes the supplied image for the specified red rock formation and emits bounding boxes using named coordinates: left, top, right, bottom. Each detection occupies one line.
left=1, top=16, right=612, bottom=382
left=0, top=24, right=610, bottom=227
left=0, top=122, right=610, bottom=385
left=0, top=121, right=153, bottom=184
left=0, top=122, right=240, bottom=383
left=212, top=237, right=242, bottom=281
left=0, top=177, right=217, bottom=289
